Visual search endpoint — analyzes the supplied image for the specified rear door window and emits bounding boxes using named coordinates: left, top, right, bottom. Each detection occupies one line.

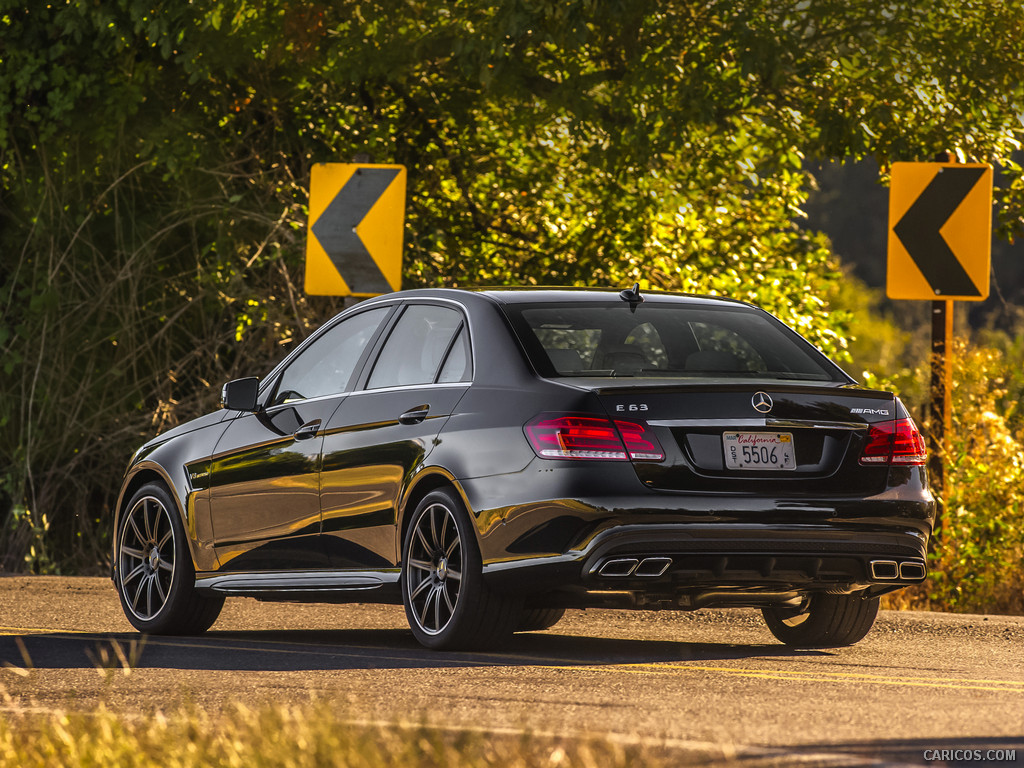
left=367, top=305, right=468, bottom=389
left=437, top=327, right=472, bottom=383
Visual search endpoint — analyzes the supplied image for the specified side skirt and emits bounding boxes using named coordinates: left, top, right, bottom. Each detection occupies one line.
left=194, top=569, right=402, bottom=604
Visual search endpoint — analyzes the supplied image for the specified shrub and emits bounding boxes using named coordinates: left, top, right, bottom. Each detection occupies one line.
left=890, top=341, right=1024, bottom=614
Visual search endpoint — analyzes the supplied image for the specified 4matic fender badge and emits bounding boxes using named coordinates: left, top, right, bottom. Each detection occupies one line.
left=751, top=392, right=773, bottom=413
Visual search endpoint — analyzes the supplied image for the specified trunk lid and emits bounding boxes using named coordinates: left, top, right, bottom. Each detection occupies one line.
left=587, top=379, right=897, bottom=495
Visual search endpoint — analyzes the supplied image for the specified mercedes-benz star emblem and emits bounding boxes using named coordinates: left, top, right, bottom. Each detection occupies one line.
left=751, top=391, right=773, bottom=413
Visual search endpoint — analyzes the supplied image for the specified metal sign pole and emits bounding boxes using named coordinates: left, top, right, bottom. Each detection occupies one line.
left=928, top=299, right=954, bottom=539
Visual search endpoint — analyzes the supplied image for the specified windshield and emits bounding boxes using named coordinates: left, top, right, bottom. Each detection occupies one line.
left=503, top=302, right=847, bottom=383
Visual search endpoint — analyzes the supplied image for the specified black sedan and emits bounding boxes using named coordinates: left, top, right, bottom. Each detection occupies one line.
left=112, top=287, right=934, bottom=649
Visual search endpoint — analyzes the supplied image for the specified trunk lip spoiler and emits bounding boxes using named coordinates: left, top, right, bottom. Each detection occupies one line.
left=647, top=418, right=870, bottom=431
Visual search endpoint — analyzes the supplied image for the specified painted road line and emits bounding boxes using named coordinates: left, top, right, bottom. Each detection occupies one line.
left=4, top=630, right=1023, bottom=694
left=0, top=627, right=93, bottom=636
left=556, top=662, right=1024, bottom=694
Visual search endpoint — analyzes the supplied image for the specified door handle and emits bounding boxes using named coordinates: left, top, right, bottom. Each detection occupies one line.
left=293, top=419, right=321, bottom=440
left=398, top=405, right=430, bottom=425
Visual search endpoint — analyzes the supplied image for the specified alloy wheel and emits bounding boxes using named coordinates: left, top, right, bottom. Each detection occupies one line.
left=118, top=495, right=176, bottom=621
left=405, top=502, right=463, bottom=635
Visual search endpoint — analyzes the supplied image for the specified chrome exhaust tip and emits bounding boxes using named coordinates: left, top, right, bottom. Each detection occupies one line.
left=870, top=560, right=899, bottom=580
left=634, top=557, right=672, bottom=577
left=598, top=558, right=639, bottom=577
left=899, top=561, right=927, bottom=581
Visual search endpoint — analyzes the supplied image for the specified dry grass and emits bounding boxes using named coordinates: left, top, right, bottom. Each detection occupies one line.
left=0, top=699, right=680, bottom=768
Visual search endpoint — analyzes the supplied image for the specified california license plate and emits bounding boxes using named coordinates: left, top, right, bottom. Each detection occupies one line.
left=723, top=432, right=797, bottom=470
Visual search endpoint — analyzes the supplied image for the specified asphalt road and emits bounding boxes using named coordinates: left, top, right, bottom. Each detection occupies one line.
left=1, top=576, right=1023, bottom=766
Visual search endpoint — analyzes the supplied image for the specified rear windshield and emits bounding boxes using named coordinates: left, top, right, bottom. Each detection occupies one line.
left=503, top=302, right=847, bottom=383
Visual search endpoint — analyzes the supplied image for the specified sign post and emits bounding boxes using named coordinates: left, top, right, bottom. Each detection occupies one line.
left=886, top=160, right=993, bottom=533
left=929, top=299, right=954, bottom=500
left=305, top=163, right=407, bottom=297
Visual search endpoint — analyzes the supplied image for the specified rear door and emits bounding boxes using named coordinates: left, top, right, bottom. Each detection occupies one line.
left=319, top=302, right=472, bottom=569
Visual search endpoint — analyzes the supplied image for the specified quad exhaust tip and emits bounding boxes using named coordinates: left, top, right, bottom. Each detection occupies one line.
left=597, top=557, right=673, bottom=577
left=870, top=560, right=899, bottom=580
left=899, top=561, right=927, bottom=580
left=597, top=556, right=923, bottom=581
left=598, top=558, right=639, bottom=576
left=634, top=557, right=672, bottom=577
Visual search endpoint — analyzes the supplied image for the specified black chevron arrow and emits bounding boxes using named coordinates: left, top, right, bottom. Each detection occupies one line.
left=892, top=166, right=985, bottom=297
left=311, top=168, right=400, bottom=294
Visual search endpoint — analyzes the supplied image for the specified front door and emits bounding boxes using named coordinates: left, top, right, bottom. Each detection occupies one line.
left=208, top=305, right=393, bottom=571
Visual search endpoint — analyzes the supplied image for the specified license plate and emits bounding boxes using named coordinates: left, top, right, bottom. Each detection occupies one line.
left=723, top=432, right=797, bottom=470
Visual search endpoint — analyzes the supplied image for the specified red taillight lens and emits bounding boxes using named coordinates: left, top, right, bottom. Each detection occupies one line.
left=525, top=414, right=664, bottom=461
left=526, top=416, right=627, bottom=460
left=891, top=418, right=928, bottom=464
left=859, top=418, right=927, bottom=466
left=615, top=420, right=665, bottom=461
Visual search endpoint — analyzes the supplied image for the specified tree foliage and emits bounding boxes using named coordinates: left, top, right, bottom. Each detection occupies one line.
left=877, top=339, right=1024, bottom=615
left=2, top=0, right=1024, bottom=571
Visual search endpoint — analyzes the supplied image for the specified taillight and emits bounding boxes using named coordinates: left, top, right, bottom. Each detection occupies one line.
left=615, top=420, right=665, bottom=461
left=859, top=418, right=927, bottom=466
left=525, top=414, right=665, bottom=461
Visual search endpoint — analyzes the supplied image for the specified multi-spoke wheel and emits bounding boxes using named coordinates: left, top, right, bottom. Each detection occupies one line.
left=119, top=494, right=176, bottom=621
left=114, top=482, right=223, bottom=635
left=405, top=500, right=463, bottom=636
left=762, top=592, right=879, bottom=647
left=401, top=488, right=520, bottom=650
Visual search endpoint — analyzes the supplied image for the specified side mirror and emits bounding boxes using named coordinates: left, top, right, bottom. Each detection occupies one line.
left=221, top=377, right=260, bottom=412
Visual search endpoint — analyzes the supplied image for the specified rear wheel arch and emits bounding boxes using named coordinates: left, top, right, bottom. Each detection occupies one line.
left=398, top=470, right=475, bottom=558
left=401, top=485, right=521, bottom=649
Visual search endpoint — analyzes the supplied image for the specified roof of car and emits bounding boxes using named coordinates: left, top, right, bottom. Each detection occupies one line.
left=372, top=286, right=755, bottom=309
left=477, top=287, right=750, bottom=307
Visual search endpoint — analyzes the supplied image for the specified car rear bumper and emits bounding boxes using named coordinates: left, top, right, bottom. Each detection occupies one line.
left=465, top=466, right=934, bottom=607
left=486, top=522, right=925, bottom=595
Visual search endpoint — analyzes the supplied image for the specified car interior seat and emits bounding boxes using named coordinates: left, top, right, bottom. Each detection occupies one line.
left=545, top=347, right=584, bottom=373
left=685, top=349, right=742, bottom=372
left=593, top=344, right=648, bottom=373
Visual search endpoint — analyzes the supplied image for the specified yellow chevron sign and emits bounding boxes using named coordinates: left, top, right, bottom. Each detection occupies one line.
left=886, top=162, right=992, bottom=301
left=305, top=163, right=406, bottom=297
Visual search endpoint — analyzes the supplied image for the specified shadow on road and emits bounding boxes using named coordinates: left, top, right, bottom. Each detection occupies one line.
left=0, top=627, right=826, bottom=673
left=789, top=736, right=1024, bottom=767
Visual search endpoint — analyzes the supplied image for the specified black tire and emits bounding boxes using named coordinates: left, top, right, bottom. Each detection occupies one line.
left=762, top=592, right=879, bottom=648
left=401, top=488, right=521, bottom=650
left=114, top=482, right=224, bottom=635
left=516, top=607, right=566, bottom=632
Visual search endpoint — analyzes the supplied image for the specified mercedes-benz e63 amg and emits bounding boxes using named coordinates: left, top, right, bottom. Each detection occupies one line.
left=113, top=287, right=934, bottom=649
